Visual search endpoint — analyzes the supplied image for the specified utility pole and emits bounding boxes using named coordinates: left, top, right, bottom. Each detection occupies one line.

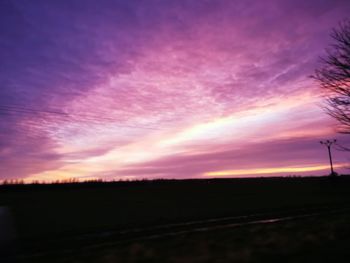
left=320, top=139, right=337, bottom=176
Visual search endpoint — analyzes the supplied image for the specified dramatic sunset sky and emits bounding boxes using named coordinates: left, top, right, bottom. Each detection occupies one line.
left=1, top=0, right=350, bottom=182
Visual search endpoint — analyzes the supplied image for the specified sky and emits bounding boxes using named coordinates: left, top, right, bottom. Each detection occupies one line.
left=1, top=0, right=350, bottom=182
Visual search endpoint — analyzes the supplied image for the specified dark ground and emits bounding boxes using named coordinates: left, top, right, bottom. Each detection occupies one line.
left=1, top=176, right=350, bottom=262
left=35, top=210, right=350, bottom=263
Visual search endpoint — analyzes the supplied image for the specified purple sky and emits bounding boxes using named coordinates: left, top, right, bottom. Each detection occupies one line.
left=1, top=0, right=350, bottom=182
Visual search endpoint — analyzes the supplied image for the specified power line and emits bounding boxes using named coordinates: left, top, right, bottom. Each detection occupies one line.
left=0, top=105, right=162, bottom=130
left=0, top=105, right=69, bottom=116
left=320, top=139, right=337, bottom=176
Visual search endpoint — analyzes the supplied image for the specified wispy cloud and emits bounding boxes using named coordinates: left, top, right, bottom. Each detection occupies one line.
left=1, top=0, right=350, bottom=181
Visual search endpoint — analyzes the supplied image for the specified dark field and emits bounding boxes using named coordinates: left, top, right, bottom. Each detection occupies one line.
left=36, top=209, right=350, bottom=263
left=1, top=176, right=350, bottom=262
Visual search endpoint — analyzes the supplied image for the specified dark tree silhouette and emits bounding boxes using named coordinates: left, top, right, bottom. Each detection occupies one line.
left=313, top=20, right=350, bottom=133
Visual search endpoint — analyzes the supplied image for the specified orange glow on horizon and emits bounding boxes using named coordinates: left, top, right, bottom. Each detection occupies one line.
left=204, top=164, right=346, bottom=177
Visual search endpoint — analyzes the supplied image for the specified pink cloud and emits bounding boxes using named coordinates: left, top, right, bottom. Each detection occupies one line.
left=1, top=0, right=350, bottom=181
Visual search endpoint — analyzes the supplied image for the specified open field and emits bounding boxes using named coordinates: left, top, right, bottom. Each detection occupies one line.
left=2, top=176, right=350, bottom=262
left=29, top=208, right=350, bottom=263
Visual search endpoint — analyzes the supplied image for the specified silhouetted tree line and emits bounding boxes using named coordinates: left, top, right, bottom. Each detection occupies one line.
left=2, top=179, right=25, bottom=185
left=1, top=178, right=103, bottom=185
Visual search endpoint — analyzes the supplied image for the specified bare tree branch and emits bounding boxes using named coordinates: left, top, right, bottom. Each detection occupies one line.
left=312, top=20, right=350, bottom=136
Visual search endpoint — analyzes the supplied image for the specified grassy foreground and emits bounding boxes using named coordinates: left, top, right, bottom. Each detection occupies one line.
left=1, top=176, right=350, bottom=262
left=1, top=176, right=350, bottom=240
left=32, top=210, right=350, bottom=263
